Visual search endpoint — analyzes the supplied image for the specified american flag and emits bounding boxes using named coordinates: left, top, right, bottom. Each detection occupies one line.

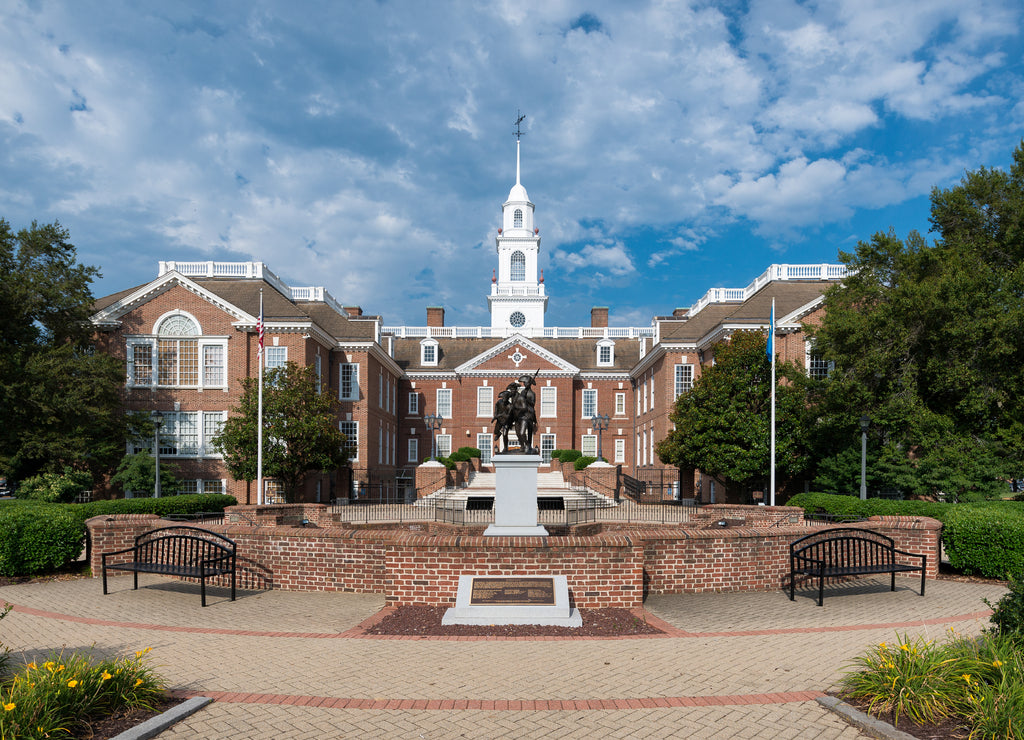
left=257, top=302, right=264, bottom=359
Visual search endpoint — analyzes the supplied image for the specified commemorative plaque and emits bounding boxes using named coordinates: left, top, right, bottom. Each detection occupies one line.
left=470, top=577, right=555, bottom=606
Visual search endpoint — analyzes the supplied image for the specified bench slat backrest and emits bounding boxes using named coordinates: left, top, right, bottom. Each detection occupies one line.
left=133, top=526, right=234, bottom=566
left=791, top=528, right=896, bottom=567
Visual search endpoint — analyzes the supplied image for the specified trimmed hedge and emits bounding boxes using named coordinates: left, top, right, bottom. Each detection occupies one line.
left=785, top=492, right=1024, bottom=578
left=456, top=447, right=482, bottom=458
left=574, top=456, right=598, bottom=470
left=0, top=494, right=237, bottom=577
left=556, top=449, right=582, bottom=463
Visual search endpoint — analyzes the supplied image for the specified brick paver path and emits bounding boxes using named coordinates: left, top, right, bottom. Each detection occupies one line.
left=0, top=576, right=1005, bottom=739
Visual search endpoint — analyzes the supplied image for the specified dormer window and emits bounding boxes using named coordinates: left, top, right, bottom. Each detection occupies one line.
left=514, top=209, right=523, bottom=228
left=510, top=251, right=526, bottom=281
left=421, top=338, right=439, bottom=366
left=597, top=338, right=615, bottom=366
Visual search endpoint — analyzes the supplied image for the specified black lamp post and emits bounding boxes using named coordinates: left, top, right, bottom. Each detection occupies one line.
left=153, top=410, right=165, bottom=498
left=859, top=414, right=870, bottom=500
left=424, top=413, right=443, bottom=461
left=592, top=413, right=610, bottom=461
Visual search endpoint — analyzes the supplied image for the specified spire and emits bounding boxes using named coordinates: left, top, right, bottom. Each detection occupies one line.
left=514, top=110, right=526, bottom=186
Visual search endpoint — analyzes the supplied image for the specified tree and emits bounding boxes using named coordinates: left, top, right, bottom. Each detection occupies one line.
left=0, top=219, right=125, bottom=484
left=214, top=362, right=349, bottom=502
left=808, top=142, right=1024, bottom=500
left=656, top=331, right=811, bottom=495
left=108, top=452, right=180, bottom=497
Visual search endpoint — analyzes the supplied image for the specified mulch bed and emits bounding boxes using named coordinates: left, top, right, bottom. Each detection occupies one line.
left=834, top=693, right=971, bottom=740
left=72, top=697, right=185, bottom=740
left=365, top=605, right=665, bottom=637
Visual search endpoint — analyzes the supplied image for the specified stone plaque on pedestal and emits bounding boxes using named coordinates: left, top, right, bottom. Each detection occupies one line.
left=442, top=575, right=582, bottom=626
left=484, top=454, right=548, bottom=537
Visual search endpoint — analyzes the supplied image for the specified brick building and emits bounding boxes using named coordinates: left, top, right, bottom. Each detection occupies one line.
left=91, top=139, right=845, bottom=504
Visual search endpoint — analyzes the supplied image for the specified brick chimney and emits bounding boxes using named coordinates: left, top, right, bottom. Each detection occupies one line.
left=590, top=307, right=609, bottom=328
left=426, top=306, right=445, bottom=327
left=344, top=306, right=363, bottom=317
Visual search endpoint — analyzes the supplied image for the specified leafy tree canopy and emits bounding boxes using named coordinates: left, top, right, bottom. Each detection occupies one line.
left=808, top=141, right=1024, bottom=500
left=214, top=362, right=349, bottom=502
left=0, top=219, right=125, bottom=483
left=656, top=331, right=811, bottom=493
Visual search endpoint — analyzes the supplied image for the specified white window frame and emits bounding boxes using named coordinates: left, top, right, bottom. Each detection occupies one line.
left=477, top=433, right=493, bottom=465
left=126, top=335, right=228, bottom=390
left=674, top=364, right=694, bottom=396
left=314, top=354, right=322, bottom=394
left=614, top=438, right=625, bottom=463
left=378, top=371, right=384, bottom=408
left=408, top=437, right=419, bottom=463
left=805, top=341, right=833, bottom=380
left=435, top=433, right=452, bottom=458
left=477, top=385, right=493, bottom=417
left=339, top=420, right=359, bottom=461
left=510, top=250, right=526, bottom=281
left=615, top=392, right=626, bottom=416
left=408, top=392, right=419, bottom=415
left=340, top=363, right=359, bottom=401
left=148, top=410, right=225, bottom=459
left=436, top=388, right=452, bottom=419
left=596, top=338, right=614, bottom=367
left=540, top=434, right=556, bottom=464
left=540, top=386, right=557, bottom=418
left=582, top=389, right=597, bottom=419
left=264, top=346, right=287, bottom=371
left=421, top=338, right=439, bottom=366
left=581, top=434, right=597, bottom=457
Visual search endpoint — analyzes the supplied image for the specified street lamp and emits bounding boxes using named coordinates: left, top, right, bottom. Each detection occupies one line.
left=592, top=413, right=610, bottom=461
left=152, top=411, right=165, bottom=498
left=859, top=414, right=870, bottom=500
left=424, top=413, right=443, bottom=461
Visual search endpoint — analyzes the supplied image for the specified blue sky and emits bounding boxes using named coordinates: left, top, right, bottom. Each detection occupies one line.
left=2, top=1, right=1022, bottom=326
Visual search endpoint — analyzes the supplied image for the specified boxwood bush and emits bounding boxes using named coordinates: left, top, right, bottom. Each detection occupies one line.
left=558, top=449, right=582, bottom=464
left=456, top=446, right=482, bottom=458
left=574, top=456, right=598, bottom=470
left=0, top=494, right=237, bottom=577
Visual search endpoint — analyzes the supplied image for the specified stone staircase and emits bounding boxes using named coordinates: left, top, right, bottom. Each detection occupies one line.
left=417, top=469, right=616, bottom=508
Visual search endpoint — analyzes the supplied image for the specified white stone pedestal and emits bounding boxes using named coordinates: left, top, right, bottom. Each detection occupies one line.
left=484, top=454, right=548, bottom=537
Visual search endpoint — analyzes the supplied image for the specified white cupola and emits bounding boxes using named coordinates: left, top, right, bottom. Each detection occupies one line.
left=489, top=129, right=548, bottom=331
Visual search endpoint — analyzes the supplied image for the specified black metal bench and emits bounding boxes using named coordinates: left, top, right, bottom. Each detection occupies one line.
left=789, top=527, right=926, bottom=606
left=102, top=526, right=236, bottom=607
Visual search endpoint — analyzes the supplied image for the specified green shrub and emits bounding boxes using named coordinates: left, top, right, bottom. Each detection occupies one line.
left=14, top=469, right=92, bottom=504
left=448, top=451, right=471, bottom=463
left=574, top=456, right=597, bottom=470
left=424, top=456, right=456, bottom=470
left=76, top=493, right=237, bottom=521
left=559, top=449, right=582, bottom=463
left=944, top=506, right=1024, bottom=578
left=985, top=574, right=1024, bottom=635
left=457, top=447, right=482, bottom=458
left=0, top=504, right=84, bottom=576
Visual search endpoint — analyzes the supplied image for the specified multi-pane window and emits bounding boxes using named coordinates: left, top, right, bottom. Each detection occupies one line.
left=421, top=340, right=438, bottom=365
left=158, top=338, right=198, bottom=385
left=340, top=363, right=359, bottom=400
left=477, top=385, right=493, bottom=417
left=339, top=421, right=359, bottom=460
left=156, top=411, right=224, bottom=457
left=408, top=438, right=419, bottom=463
left=378, top=372, right=384, bottom=408
left=264, top=346, right=286, bottom=370
left=540, top=434, right=556, bottom=464
left=203, top=411, right=225, bottom=452
left=582, top=389, right=597, bottom=418
left=513, top=209, right=523, bottom=228
left=614, top=438, right=625, bottom=463
left=435, top=434, right=452, bottom=458
left=674, top=364, right=694, bottom=396
left=540, top=386, right=557, bottom=418
left=806, top=346, right=833, bottom=380
left=408, top=392, right=419, bottom=415
left=615, top=392, right=626, bottom=415
left=581, top=434, right=597, bottom=457
left=477, top=433, right=492, bottom=465
left=203, top=345, right=224, bottom=387
left=131, top=344, right=153, bottom=385
left=642, top=382, right=648, bottom=413
left=436, top=388, right=452, bottom=418
left=597, top=341, right=614, bottom=366
left=314, top=354, right=322, bottom=394
left=510, top=250, right=526, bottom=281
left=203, top=479, right=225, bottom=494
left=128, top=314, right=227, bottom=390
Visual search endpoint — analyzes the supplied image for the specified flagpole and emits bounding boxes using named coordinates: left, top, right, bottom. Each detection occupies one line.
left=257, top=290, right=264, bottom=506
left=769, top=298, right=776, bottom=506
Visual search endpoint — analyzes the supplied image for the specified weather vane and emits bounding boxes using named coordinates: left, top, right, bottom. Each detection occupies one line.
left=514, top=110, right=527, bottom=141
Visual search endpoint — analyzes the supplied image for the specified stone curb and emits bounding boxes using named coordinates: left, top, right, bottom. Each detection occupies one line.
left=816, top=696, right=920, bottom=740
left=109, top=696, right=213, bottom=740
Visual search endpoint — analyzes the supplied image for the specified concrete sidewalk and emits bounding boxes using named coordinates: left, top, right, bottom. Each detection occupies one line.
left=0, top=576, right=1006, bottom=739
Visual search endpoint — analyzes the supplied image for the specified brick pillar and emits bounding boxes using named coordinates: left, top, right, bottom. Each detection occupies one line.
left=86, top=514, right=162, bottom=576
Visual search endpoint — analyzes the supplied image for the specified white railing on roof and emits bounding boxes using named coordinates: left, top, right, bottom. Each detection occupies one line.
left=490, top=285, right=546, bottom=296
left=687, top=263, right=847, bottom=316
left=382, top=325, right=655, bottom=339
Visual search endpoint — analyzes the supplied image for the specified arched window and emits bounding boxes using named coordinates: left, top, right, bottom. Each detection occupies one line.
left=158, top=314, right=198, bottom=336
left=513, top=209, right=523, bottom=228
left=127, top=311, right=225, bottom=389
left=510, top=251, right=526, bottom=281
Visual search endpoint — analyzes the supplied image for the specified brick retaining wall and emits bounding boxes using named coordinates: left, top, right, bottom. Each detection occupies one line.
left=87, top=508, right=941, bottom=608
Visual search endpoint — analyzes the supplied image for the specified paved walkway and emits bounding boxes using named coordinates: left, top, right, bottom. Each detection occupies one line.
left=0, top=576, right=1006, bottom=739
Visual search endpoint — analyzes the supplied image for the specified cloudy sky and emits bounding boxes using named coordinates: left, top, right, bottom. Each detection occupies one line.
left=2, top=1, right=1022, bottom=326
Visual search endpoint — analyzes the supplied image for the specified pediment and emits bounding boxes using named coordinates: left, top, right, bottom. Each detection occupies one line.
left=91, top=271, right=253, bottom=326
left=454, top=335, right=579, bottom=375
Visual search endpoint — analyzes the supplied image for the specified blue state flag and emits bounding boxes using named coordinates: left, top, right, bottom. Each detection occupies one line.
left=766, top=300, right=774, bottom=358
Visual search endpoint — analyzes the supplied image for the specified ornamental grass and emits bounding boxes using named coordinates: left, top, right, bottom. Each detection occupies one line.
left=841, top=631, right=1024, bottom=739
left=0, top=647, right=165, bottom=740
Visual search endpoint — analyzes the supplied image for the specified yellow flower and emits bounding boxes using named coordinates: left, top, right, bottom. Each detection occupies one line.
left=56, top=664, right=65, bottom=673
left=993, top=660, right=1004, bottom=668
left=67, top=680, right=78, bottom=688
left=961, top=674, right=972, bottom=684
left=101, top=671, right=112, bottom=681
left=26, top=662, right=36, bottom=670
left=135, top=678, right=144, bottom=688
left=900, top=644, right=911, bottom=652
left=43, top=661, right=55, bottom=672
left=3, top=703, right=15, bottom=712
left=878, top=642, right=887, bottom=649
